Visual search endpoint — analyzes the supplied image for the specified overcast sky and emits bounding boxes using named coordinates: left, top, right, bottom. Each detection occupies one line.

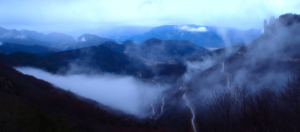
left=0, top=0, right=299, bottom=35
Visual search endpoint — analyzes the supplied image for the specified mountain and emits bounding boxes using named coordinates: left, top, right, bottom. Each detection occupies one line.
left=97, top=40, right=136, bottom=54
left=0, top=27, right=8, bottom=34
left=4, top=45, right=146, bottom=75
left=99, top=26, right=153, bottom=43
left=0, top=29, right=52, bottom=46
left=185, top=13, right=300, bottom=100
left=177, top=13, right=300, bottom=131
left=187, top=43, right=245, bottom=62
left=19, top=29, right=47, bottom=41
left=95, top=38, right=201, bottom=70
left=19, top=30, right=76, bottom=44
left=80, top=38, right=209, bottom=65
left=0, top=38, right=205, bottom=79
left=115, top=25, right=261, bottom=48
left=44, top=32, right=75, bottom=43
left=1, top=13, right=300, bottom=132
left=134, top=38, right=210, bottom=63
left=101, top=41, right=126, bottom=53
left=0, top=27, right=112, bottom=50
left=41, top=45, right=141, bottom=74
left=62, top=34, right=111, bottom=50
left=0, top=42, right=60, bottom=55
left=0, top=28, right=76, bottom=48
left=0, top=53, right=22, bottom=66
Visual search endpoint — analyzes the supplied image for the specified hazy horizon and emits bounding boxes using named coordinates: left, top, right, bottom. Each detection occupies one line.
left=1, top=0, right=299, bottom=36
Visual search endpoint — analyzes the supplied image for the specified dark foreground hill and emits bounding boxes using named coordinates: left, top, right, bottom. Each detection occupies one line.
left=0, top=62, right=172, bottom=132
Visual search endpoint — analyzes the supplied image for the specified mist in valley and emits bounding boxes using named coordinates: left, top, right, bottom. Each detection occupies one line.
left=0, top=0, right=300, bottom=131
left=16, top=66, right=169, bottom=118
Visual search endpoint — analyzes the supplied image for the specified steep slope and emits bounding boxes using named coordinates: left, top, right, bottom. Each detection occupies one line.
left=147, top=13, right=300, bottom=132
left=181, top=12, right=300, bottom=124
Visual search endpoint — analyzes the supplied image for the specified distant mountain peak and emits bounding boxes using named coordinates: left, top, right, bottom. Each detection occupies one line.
left=278, top=13, right=300, bottom=26
left=120, top=25, right=261, bottom=47
left=144, top=38, right=162, bottom=43
left=263, top=13, right=300, bottom=34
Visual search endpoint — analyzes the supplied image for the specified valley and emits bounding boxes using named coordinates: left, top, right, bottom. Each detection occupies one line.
left=0, top=12, right=300, bottom=132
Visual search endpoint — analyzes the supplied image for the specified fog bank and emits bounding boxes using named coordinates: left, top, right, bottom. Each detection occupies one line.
left=16, top=67, right=165, bottom=117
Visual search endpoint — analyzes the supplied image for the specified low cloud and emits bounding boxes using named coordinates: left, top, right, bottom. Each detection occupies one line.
left=14, top=35, right=27, bottom=39
left=178, top=25, right=208, bottom=32
left=0, top=41, right=2, bottom=46
left=81, top=37, right=86, bottom=42
left=183, top=58, right=215, bottom=82
left=16, top=67, right=166, bottom=118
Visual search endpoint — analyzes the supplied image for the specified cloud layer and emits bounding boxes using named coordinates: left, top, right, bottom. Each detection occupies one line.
left=16, top=67, right=164, bottom=117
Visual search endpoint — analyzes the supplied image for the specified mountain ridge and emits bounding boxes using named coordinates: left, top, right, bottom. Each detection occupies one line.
left=113, top=25, right=262, bottom=48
